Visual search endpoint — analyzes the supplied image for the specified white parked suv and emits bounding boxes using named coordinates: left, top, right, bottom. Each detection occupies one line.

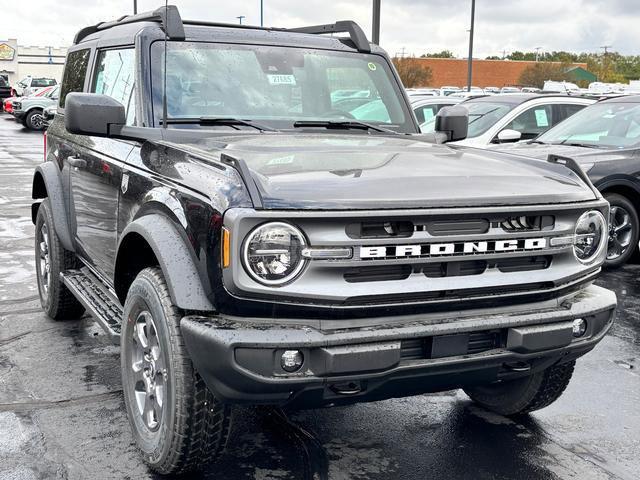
left=12, top=76, right=57, bottom=97
left=449, top=94, right=595, bottom=147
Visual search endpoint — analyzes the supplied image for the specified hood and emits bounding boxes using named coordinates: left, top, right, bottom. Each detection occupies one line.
left=171, top=133, right=597, bottom=210
left=491, top=141, right=635, bottom=165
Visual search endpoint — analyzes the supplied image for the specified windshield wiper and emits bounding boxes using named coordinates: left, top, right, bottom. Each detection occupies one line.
left=161, top=117, right=277, bottom=132
left=292, top=120, right=399, bottom=134
left=554, top=141, right=604, bottom=149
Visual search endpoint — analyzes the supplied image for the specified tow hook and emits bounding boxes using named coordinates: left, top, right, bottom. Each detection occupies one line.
left=329, top=381, right=363, bottom=395
left=503, top=361, right=531, bottom=372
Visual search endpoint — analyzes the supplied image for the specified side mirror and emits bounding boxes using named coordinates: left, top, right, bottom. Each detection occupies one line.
left=435, top=106, right=468, bottom=142
left=65, top=93, right=125, bottom=137
left=496, top=129, right=522, bottom=143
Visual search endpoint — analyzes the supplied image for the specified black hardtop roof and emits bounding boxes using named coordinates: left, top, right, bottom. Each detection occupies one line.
left=73, top=4, right=375, bottom=54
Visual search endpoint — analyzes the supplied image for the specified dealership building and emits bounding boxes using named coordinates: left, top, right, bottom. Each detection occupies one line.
left=405, top=57, right=597, bottom=88
left=0, top=39, right=67, bottom=85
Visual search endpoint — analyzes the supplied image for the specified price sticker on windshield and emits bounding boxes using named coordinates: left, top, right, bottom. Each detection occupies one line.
left=368, top=62, right=377, bottom=71
left=267, top=74, right=297, bottom=85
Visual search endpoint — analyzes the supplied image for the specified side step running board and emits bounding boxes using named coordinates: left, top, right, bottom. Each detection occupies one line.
left=60, top=268, right=122, bottom=343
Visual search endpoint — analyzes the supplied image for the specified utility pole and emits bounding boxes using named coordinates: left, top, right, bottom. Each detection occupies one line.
left=133, top=0, right=137, bottom=14
left=237, top=15, right=246, bottom=25
left=600, top=45, right=613, bottom=82
left=372, top=0, right=381, bottom=45
left=466, top=0, right=476, bottom=92
left=535, top=47, right=542, bottom=62
left=260, top=0, right=264, bottom=27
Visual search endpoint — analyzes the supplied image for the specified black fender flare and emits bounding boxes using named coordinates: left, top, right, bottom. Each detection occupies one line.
left=32, top=162, right=75, bottom=252
left=594, top=176, right=640, bottom=197
left=117, top=214, right=215, bottom=311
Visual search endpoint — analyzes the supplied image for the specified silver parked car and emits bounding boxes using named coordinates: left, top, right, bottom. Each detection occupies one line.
left=450, top=94, right=595, bottom=147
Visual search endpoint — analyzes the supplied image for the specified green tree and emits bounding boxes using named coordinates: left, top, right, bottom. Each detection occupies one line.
left=392, top=57, right=433, bottom=88
left=518, top=62, right=573, bottom=88
left=421, top=50, right=455, bottom=59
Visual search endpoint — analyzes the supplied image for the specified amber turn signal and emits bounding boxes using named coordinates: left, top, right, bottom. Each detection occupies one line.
left=222, top=227, right=231, bottom=268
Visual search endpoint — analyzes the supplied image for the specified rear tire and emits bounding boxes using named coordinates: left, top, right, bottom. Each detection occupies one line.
left=463, top=361, right=575, bottom=416
left=604, top=193, right=638, bottom=269
left=34, top=198, right=85, bottom=320
left=121, top=267, right=231, bottom=475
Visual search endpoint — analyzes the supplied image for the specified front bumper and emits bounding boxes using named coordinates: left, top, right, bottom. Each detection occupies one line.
left=12, top=110, right=25, bottom=120
left=181, top=285, right=616, bottom=408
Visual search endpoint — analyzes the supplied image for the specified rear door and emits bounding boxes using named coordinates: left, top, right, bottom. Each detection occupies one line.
left=552, top=103, right=588, bottom=126
left=66, top=47, right=137, bottom=279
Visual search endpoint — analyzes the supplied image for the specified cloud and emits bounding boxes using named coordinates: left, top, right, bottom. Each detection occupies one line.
left=2, top=0, right=638, bottom=59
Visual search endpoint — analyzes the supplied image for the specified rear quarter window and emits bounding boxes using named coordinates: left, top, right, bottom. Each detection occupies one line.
left=59, top=49, right=90, bottom=108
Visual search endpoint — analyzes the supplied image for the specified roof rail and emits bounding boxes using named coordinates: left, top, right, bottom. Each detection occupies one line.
left=73, top=5, right=185, bottom=44
left=288, top=21, right=371, bottom=53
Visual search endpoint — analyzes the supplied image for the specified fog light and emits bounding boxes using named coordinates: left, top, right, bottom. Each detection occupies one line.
left=281, top=350, right=304, bottom=372
left=572, top=318, right=587, bottom=337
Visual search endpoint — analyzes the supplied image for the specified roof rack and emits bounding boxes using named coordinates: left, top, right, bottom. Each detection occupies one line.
left=73, top=5, right=185, bottom=44
left=288, top=21, right=371, bottom=53
left=73, top=5, right=370, bottom=54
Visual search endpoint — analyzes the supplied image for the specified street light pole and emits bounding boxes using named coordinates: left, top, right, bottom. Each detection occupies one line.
left=372, top=0, right=381, bottom=45
left=466, top=0, right=475, bottom=92
left=133, top=0, right=137, bottom=14
left=237, top=15, right=246, bottom=25
left=260, top=0, right=264, bottom=27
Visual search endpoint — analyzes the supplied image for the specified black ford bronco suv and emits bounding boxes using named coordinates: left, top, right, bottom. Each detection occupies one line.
left=32, top=5, right=616, bottom=474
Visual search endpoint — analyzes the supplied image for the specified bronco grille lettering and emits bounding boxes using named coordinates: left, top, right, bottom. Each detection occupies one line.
left=359, top=238, right=548, bottom=259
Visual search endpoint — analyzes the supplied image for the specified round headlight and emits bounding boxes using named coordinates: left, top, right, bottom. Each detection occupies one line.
left=242, top=222, right=307, bottom=285
left=574, top=210, right=607, bottom=264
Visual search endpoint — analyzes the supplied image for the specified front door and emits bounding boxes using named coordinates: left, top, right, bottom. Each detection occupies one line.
left=67, top=46, right=137, bottom=279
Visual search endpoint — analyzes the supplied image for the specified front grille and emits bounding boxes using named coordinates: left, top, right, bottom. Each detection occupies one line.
left=226, top=202, right=604, bottom=313
left=400, top=330, right=503, bottom=361
left=343, top=256, right=551, bottom=283
left=499, top=215, right=554, bottom=232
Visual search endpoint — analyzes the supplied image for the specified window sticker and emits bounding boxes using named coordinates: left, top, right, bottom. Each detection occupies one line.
left=368, top=62, right=377, bottom=71
left=267, top=74, right=297, bottom=85
left=535, top=109, right=549, bottom=127
left=423, top=108, right=435, bottom=120
left=267, top=155, right=295, bottom=165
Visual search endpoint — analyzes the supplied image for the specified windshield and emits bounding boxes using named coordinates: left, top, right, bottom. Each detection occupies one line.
left=536, top=102, right=640, bottom=148
left=150, top=41, right=415, bottom=133
left=460, top=101, right=515, bottom=138
left=32, top=78, right=56, bottom=87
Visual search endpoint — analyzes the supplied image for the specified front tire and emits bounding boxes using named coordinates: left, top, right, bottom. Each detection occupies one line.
left=463, top=361, right=575, bottom=416
left=25, top=108, right=45, bottom=130
left=34, top=198, right=85, bottom=320
left=121, top=267, right=231, bottom=475
left=604, top=193, right=638, bottom=269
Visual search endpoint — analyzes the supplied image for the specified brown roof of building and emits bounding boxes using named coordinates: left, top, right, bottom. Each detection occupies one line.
left=404, top=57, right=589, bottom=88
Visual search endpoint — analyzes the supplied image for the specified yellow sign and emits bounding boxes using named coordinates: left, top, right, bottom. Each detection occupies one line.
left=0, top=43, right=15, bottom=61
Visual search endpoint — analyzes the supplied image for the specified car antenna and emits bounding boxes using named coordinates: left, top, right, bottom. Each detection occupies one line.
left=162, top=0, right=169, bottom=130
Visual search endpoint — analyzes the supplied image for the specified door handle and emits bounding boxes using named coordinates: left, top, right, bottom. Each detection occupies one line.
left=68, top=156, right=87, bottom=169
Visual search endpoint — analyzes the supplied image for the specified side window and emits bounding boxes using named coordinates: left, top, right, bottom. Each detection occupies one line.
left=553, top=104, right=586, bottom=126
left=414, top=104, right=437, bottom=124
left=92, top=49, right=136, bottom=125
left=503, top=105, right=554, bottom=140
left=59, top=49, right=90, bottom=108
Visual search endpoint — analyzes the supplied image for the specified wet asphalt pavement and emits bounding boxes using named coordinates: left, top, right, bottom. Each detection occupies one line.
left=0, top=115, right=638, bottom=480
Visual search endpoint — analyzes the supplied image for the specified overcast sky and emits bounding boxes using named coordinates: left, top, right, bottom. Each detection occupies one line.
left=3, top=0, right=637, bottom=58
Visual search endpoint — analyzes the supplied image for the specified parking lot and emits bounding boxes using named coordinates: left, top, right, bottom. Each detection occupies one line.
left=0, top=115, right=638, bottom=480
